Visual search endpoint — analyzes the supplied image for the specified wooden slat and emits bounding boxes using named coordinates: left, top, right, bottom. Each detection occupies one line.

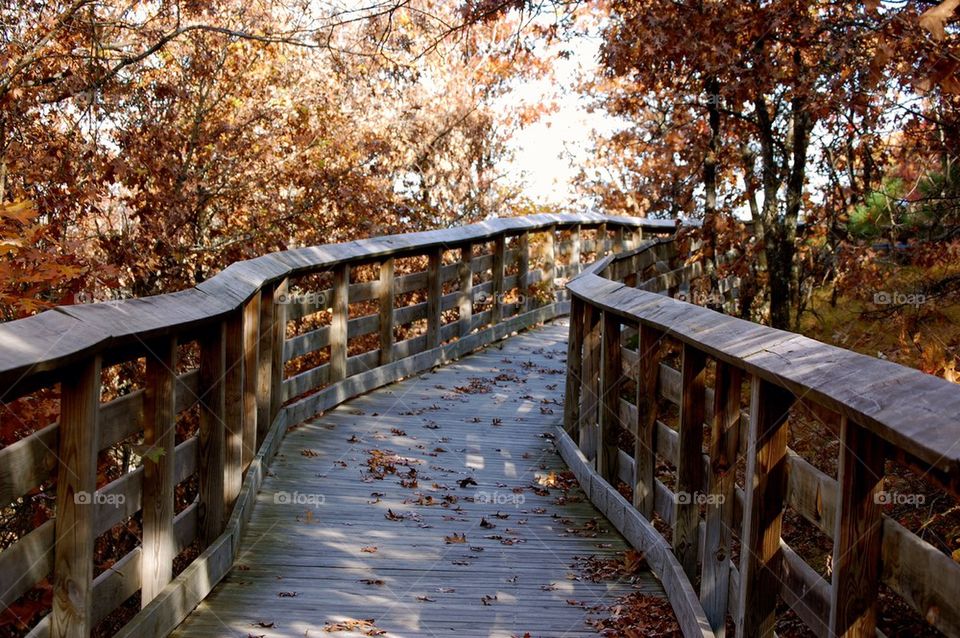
left=737, top=378, right=793, bottom=637
left=330, top=264, right=348, bottom=382
left=543, top=226, right=556, bottom=300
left=51, top=355, right=101, bottom=638
left=598, top=310, right=621, bottom=482
left=635, top=325, right=663, bottom=518
left=569, top=225, right=581, bottom=277
left=829, top=418, right=885, bottom=637
left=675, top=343, right=706, bottom=582
left=563, top=297, right=584, bottom=435
left=198, top=323, right=226, bottom=545
left=459, top=244, right=473, bottom=338
left=426, top=248, right=442, bottom=349
left=242, top=294, right=260, bottom=469
left=256, top=285, right=274, bottom=448
left=379, top=258, right=395, bottom=365
left=394, top=301, right=427, bottom=326
left=270, top=279, right=288, bottom=422
left=579, top=304, right=601, bottom=462
left=141, top=337, right=177, bottom=607
left=516, top=232, right=530, bottom=314
left=492, top=235, right=505, bottom=324
left=224, top=310, right=244, bottom=511
left=701, top=361, right=741, bottom=637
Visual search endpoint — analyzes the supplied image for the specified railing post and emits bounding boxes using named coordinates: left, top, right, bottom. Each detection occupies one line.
left=199, top=321, right=226, bottom=545
left=331, top=264, right=349, bottom=382
left=242, top=294, right=260, bottom=468
left=737, top=378, right=794, bottom=638
left=579, top=303, right=601, bottom=463
left=224, top=309, right=245, bottom=511
left=634, top=324, right=663, bottom=518
left=427, top=247, right=442, bottom=348
left=270, top=279, right=288, bottom=422
left=563, top=296, right=585, bottom=435
left=598, top=310, right=622, bottom=482
left=492, top=235, right=505, bottom=324
left=379, top=258, right=395, bottom=365
left=256, top=285, right=274, bottom=447
left=517, top=232, right=530, bottom=314
left=569, top=224, right=581, bottom=278
left=701, top=361, right=742, bottom=637
left=544, top=226, right=556, bottom=305
left=459, top=245, right=473, bottom=338
left=829, top=417, right=885, bottom=638
left=598, top=222, right=609, bottom=255
left=52, top=355, right=101, bottom=638
left=613, top=225, right=625, bottom=254
left=675, top=343, right=706, bottom=581
left=141, top=337, right=177, bottom=607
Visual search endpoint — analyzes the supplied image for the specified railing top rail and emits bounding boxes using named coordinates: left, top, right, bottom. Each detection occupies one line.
left=566, top=265, right=960, bottom=486
left=0, top=213, right=671, bottom=394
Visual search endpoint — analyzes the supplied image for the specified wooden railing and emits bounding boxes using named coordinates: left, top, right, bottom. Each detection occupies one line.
left=0, top=213, right=677, bottom=638
left=561, top=241, right=960, bottom=638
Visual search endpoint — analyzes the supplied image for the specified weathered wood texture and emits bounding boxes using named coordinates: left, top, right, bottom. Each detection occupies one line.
left=172, top=323, right=664, bottom=638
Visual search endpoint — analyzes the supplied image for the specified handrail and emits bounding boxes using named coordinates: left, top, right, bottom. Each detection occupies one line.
left=0, top=213, right=674, bottom=638
left=561, top=241, right=960, bottom=637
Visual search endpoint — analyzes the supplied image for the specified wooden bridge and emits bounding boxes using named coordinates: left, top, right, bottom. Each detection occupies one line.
left=1, top=214, right=959, bottom=638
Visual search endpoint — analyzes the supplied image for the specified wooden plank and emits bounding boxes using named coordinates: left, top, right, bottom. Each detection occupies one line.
left=379, top=258, right=395, bottom=365
left=491, top=234, right=505, bottom=324
left=579, top=304, right=601, bottom=462
left=256, top=285, right=274, bottom=448
left=701, top=361, right=741, bottom=637
left=330, top=264, right=349, bottom=382
left=516, top=232, right=530, bottom=314
left=829, top=418, right=885, bottom=638
left=270, top=279, right=288, bottom=423
left=737, top=378, right=793, bottom=637
left=459, top=244, right=473, bottom=338
left=242, top=294, right=260, bottom=469
left=51, top=355, right=101, bottom=638
left=675, top=343, right=706, bottom=582
left=141, top=337, right=177, bottom=607
left=569, top=224, right=581, bottom=277
left=224, top=309, right=244, bottom=511
left=543, top=226, right=556, bottom=302
left=199, top=322, right=226, bottom=545
left=635, top=324, right=664, bottom=518
left=563, top=297, right=585, bottom=435
left=427, top=248, right=442, bottom=349
left=598, top=311, right=622, bottom=482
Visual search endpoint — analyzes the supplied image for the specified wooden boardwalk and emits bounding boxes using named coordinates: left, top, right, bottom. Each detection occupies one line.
left=172, top=321, right=664, bottom=638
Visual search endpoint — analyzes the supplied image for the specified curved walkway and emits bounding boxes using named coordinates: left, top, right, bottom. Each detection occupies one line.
left=172, top=322, right=664, bottom=637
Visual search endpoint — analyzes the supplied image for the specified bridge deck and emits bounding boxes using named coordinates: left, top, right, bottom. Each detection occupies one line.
left=172, top=322, right=664, bottom=637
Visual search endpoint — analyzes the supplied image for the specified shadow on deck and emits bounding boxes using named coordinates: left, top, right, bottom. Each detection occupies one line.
left=172, top=322, right=663, bottom=638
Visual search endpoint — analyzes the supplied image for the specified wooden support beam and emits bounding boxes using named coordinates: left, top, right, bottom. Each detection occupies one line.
left=675, top=343, right=706, bottom=582
left=427, top=248, right=442, bottom=348
left=598, top=222, right=609, bottom=255
left=492, top=235, right=505, bottom=324
left=563, top=297, right=585, bottom=436
left=51, top=355, right=101, bottom=638
left=829, top=418, right=885, bottom=638
left=701, top=361, right=742, bottom=637
left=737, top=378, right=794, bottom=638
left=459, top=245, right=473, bottom=338
left=331, top=264, right=349, bottom=382
left=224, top=309, right=244, bottom=512
left=516, top=232, right=530, bottom=314
left=634, top=324, right=663, bottom=518
left=241, top=294, right=259, bottom=469
left=269, top=279, right=288, bottom=423
left=256, top=285, right=274, bottom=448
left=543, top=226, right=556, bottom=303
left=598, top=311, right=622, bottom=482
left=199, top=322, right=226, bottom=545
left=141, top=337, right=177, bottom=607
left=569, top=224, right=581, bottom=277
left=379, top=258, right=395, bottom=365
left=579, top=303, right=601, bottom=463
